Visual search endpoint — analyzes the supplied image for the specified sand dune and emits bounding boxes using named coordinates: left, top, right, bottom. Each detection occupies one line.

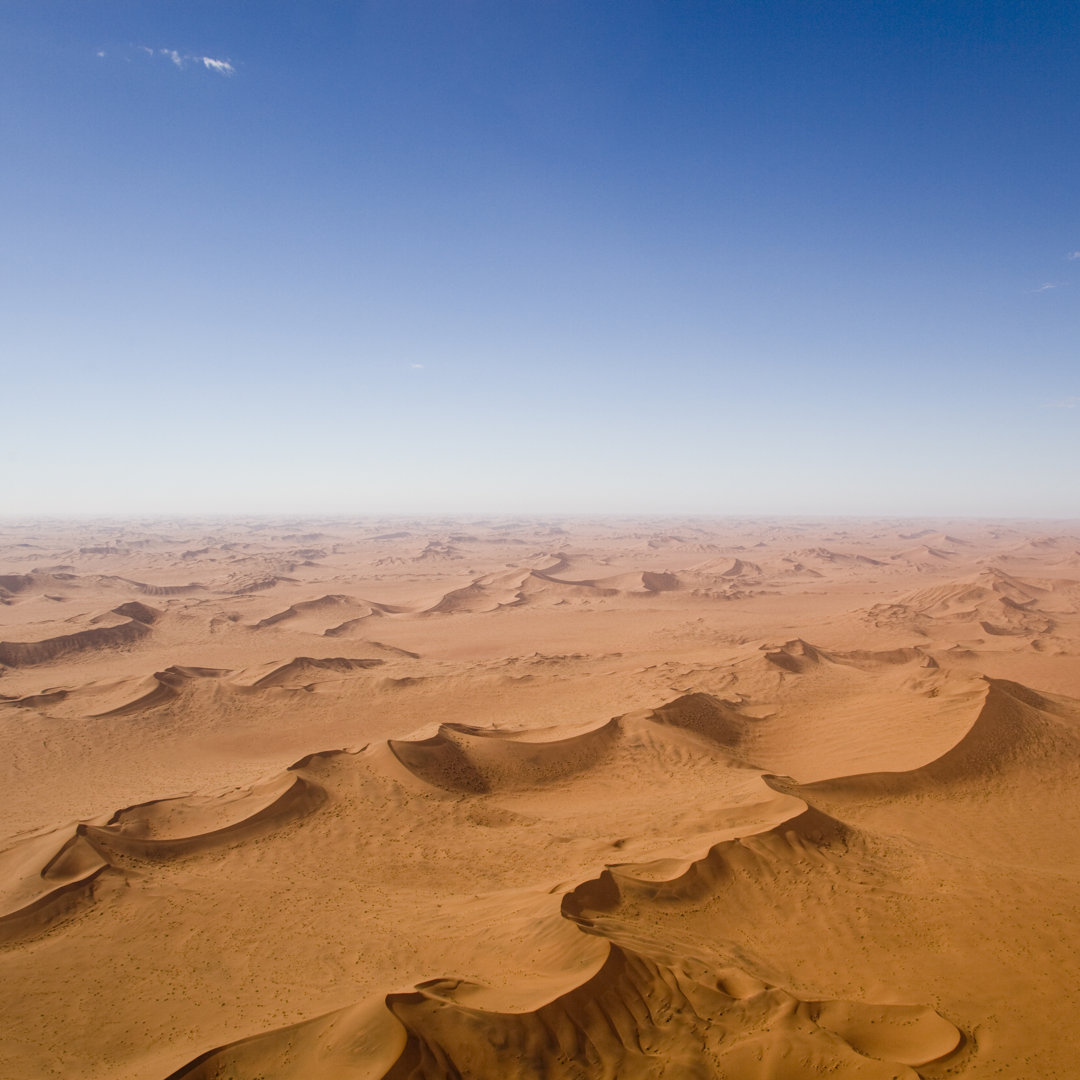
left=648, top=691, right=758, bottom=753
left=87, top=664, right=227, bottom=716
left=0, top=827, right=110, bottom=944
left=900, top=567, right=1059, bottom=615
left=0, top=653, right=390, bottom=719
left=157, top=666, right=1015, bottom=1079
left=0, top=761, right=329, bottom=943
left=165, top=943, right=961, bottom=1080
left=389, top=717, right=622, bottom=793
left=3, top=517, right=1080, bottom=1079
left=0, top=570, right=203, bottom=601
left=761, top=638, right=937, bottom=675
left=0, top=611, right=152, bottom=666
left=791, top=546, right=884, bottom=567
left=253, top=594, right=407, bottom=630
left=246, top=656, right=384, bottom=689
left=688, top=555, right=764, bottom=578
left=798, top=676, right=1079, bottom=797
left=421, top=566, right=687, bottom=614
left=82, top=771, right=326, bottom=859
left=124, top=578, right=205, bottom=596
left=857, top=567, right=1073, bottom=643
left=229, top=574, right=300, bottom=593
left=888, top=542, right=958, bottom=565
left=253, top=593, right=358, bottom=628
left=422, top=571, right=534, bottom=614
left=897, top=530, right=969, bottom=547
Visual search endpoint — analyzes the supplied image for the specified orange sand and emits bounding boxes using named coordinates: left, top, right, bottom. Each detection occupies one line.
left=1, top=517, right=1079, bottom=1078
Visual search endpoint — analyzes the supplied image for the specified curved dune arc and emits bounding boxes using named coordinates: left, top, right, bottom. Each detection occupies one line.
left=526, top=568, right=616, bottom=592
left=0, top=864, right=112, bottom=944
left=151, top=675, right=1041, bottom=1080
left=102, top=770, right=305, bottom=838
left=762, top=639, right=942, bottom=676
left=0, top=688, right=69, bottom=709
left=248, top=656, right=384, bottom=689
left=534, top=553, right=571, bottom=576
left=0, top=761, right=335, bottom=943
left=229, top=575, right=299, bottom=594
left=564, top=676, right=1075, bottom=919
left=128, top=581, right=203, bottom=596
left=387, top=731, right=498, bottom=794
left=88, top=666, right=230, bottom=718
left=438, top=721, right=566, bottom=741
left=531, top=568, right=680, bottom=594
left=82, top=774, right=327, bottom=859
left=423, top=565, right=686, bottom=615
left=761, top=638, right=832, bottom=673
left=104, top=575, right=204, bottom=596
left=0, top=830, right=111, bottom=943
left=647, top=691, right=760, bottom=754
left=381, top=943, right=961, bottom=1077
left=385, top=693, right=775, bottom=796
left=0, top=571, right=202, bottom=598
left=0, top=573, right=34, bottom=594
left=162, top=938, right=961, bottom=1079
left=109, top=600, right=163, bottom=624
left=38, top=669, right=1041, bottom=1076
left=287, top=746, right=357, bottom=771
left=160, top=996, right=409, bottom=1080
left=422, top=578, right=528, bottom=615
left=0, top=618, right=150, bottom=667
left=791, top=676, right=1077, bottom=801
left=88, top=658, right=378, bottom=716
left=388, top=716, right=623, bottom=793
left=88, top=672, right=185, bottom=717
left=561, top=801, right=855, bottom=917
left=895, top=568, right=1074, bottom=620
left=253, top=594, right=365, bottom=629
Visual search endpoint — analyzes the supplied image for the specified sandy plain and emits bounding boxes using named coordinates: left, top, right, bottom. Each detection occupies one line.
left=1, top=516, right=1079, bottom=1079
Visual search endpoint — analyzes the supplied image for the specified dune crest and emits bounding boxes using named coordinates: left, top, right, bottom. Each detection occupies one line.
left=0, top=612, right=152, bottom=666
left=0, top=759, right=334, bottom=941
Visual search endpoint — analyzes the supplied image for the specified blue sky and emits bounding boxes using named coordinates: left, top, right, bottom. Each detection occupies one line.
left=2, top=1, right=1078, bottom=518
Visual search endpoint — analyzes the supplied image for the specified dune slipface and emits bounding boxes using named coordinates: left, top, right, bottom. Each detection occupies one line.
left=1, top=517, right=1080, bottom=1079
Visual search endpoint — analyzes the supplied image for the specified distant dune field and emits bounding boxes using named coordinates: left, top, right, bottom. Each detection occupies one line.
left=2, top=517, right=1079, bottom=1079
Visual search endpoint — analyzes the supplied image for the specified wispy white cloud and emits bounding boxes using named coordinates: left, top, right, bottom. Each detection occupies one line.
left=410, top=363, right=425, bottom=369
left=1068, top=251, right=1080, bottom=260
left=1044, top=396, right=1079, bottom=409
left=96, top=50, right=105, bottom=58
left=1029, top=282, right=1060, bottom=293
left=128, top=45, right=236, bottom=75
left=199, top=56, right=235, bottom=75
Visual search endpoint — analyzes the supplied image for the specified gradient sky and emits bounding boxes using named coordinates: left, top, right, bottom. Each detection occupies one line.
left=3, top=1, right=1078, bottom=518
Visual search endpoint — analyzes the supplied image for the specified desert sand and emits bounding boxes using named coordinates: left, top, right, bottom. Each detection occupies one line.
left=2, top=516, right=1079, bottom=1079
